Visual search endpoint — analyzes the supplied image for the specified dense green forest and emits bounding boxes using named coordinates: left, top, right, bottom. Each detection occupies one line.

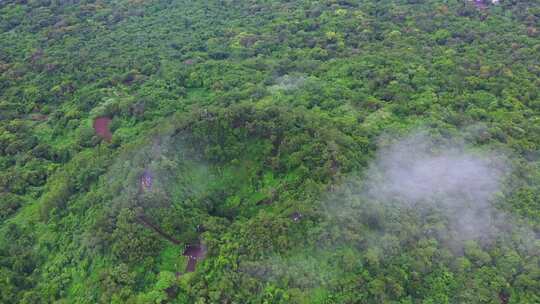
left=1, top=0, right=539, bottom=303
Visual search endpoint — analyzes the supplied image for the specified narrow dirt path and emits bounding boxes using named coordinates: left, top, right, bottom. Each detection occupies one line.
left=183, top=244, right=205, bottom=273
left=93, top=117, right=112, bottom=141
left=137, top=214, right=180, bottom=244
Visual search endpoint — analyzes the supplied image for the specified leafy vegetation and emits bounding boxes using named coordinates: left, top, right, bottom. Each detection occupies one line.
left=0, top=0, right=539, bottom=303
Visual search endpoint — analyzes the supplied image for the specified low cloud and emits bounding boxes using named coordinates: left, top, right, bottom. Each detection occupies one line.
left=364, top=132, right=510, bottom=243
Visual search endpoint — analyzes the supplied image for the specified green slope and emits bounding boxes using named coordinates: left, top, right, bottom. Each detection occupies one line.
left=0, top=0, right=539, bottom=303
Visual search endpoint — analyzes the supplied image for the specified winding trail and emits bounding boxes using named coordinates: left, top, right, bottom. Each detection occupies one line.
left=137, top=214, right=181, bottom=244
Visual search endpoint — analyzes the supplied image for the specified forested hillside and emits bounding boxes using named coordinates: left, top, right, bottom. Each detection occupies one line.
left=1, top=0, right=539, bottom=303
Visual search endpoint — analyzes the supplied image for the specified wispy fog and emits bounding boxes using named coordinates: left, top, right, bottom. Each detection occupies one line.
left=364, top=132, right=510, bottom=243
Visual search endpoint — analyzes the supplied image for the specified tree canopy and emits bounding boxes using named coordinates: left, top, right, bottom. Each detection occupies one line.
left=0, top=0, right=539, bottom=303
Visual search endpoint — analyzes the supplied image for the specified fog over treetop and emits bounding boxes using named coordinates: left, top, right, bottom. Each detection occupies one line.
left=366, top=132, right=508, bottom=206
